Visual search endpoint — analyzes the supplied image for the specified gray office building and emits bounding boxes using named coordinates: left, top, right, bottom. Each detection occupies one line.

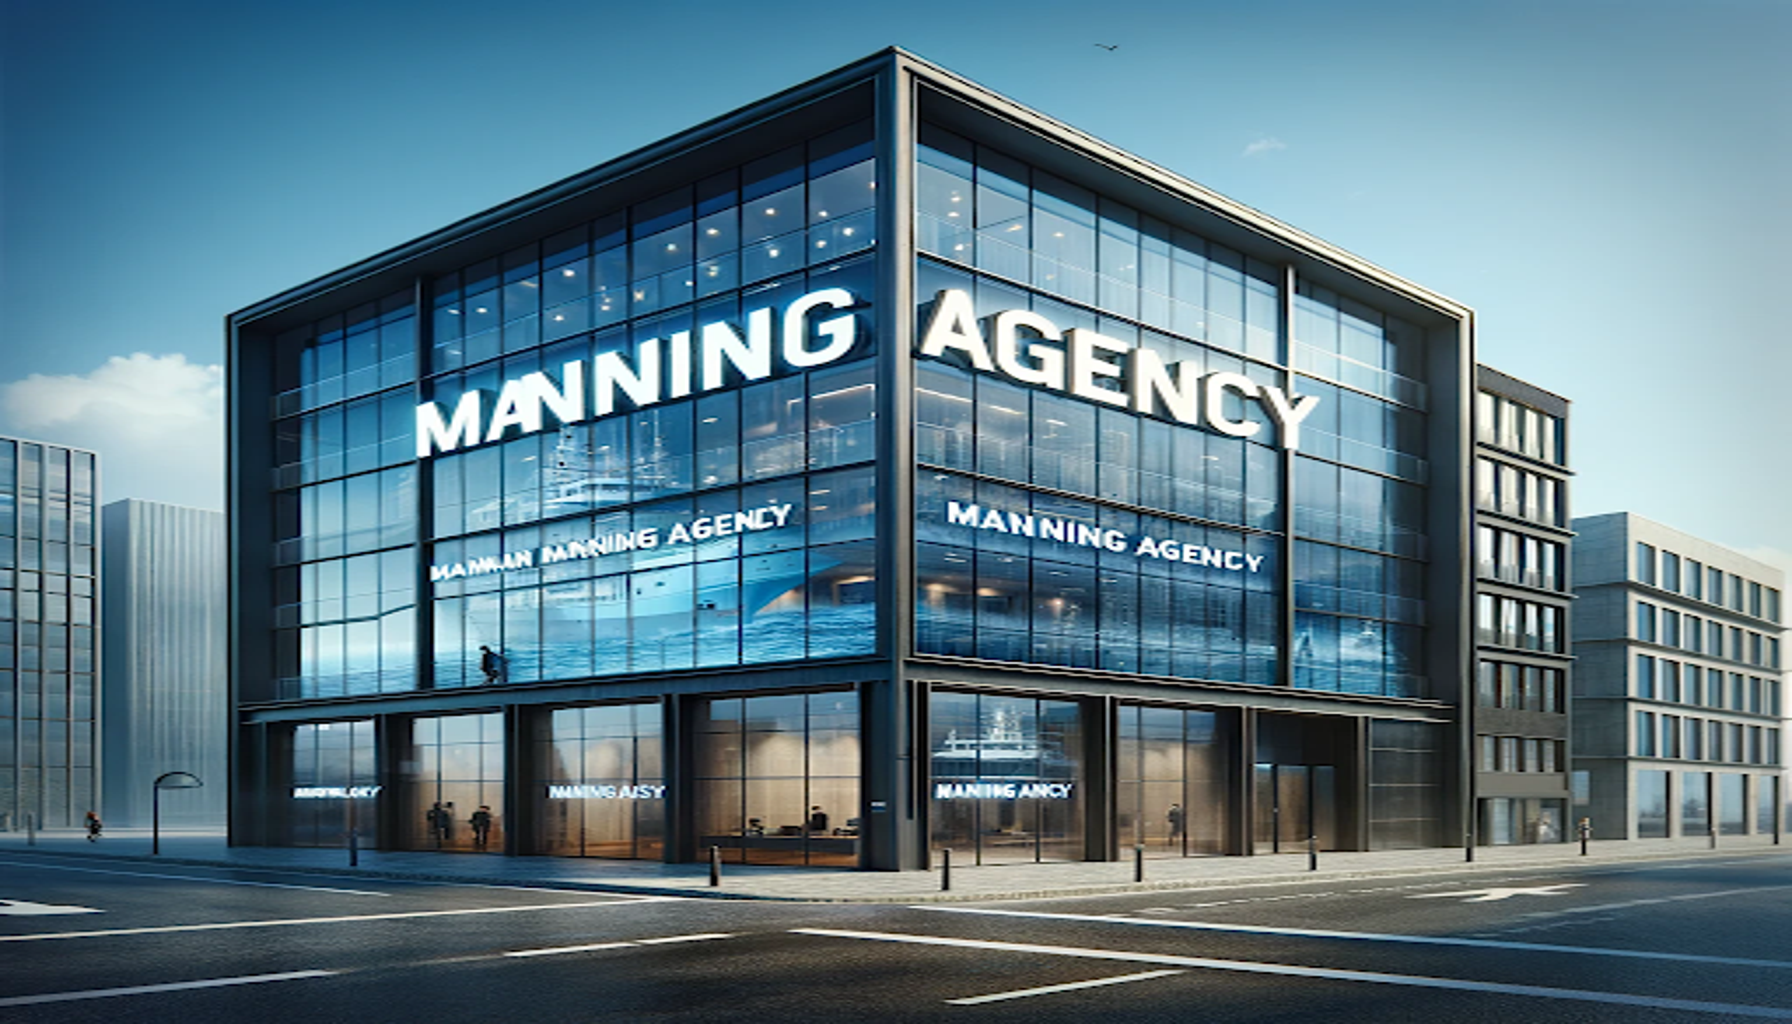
left=101, top=500, right=228, bottom=827
left=1471, top=368, right=1573, bottom=843
left=0, top=436, right=100, bottom=830
left=1571, top=513, right=1784, bottom=839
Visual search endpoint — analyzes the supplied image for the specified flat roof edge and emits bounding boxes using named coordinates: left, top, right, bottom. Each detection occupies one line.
left=892, top=50, right=1473, bottom=320
left=232, top=46, right=1474, bottom=327
left=0, top=434, right=101, bottom=457
left=230, top=49, right=901, bottom=326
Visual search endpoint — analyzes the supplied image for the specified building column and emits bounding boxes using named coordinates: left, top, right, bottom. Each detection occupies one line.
left=663, top=693, right=691, bottom=863
left=1084, top=695, right=1116, bottom=861
left=502, top=705, right=530, bottom=856
left=1236, top=707, right=1258, bottom=855
left=374, top=714, right=405, bottom=852
left=860, top=674, right=920, bottom=870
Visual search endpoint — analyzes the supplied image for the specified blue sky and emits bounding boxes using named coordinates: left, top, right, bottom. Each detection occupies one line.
left=1, top=0, right=1786, bottom=570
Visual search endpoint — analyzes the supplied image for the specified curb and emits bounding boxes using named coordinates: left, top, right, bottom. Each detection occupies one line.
left=3, top=842, right=1784, bottom=904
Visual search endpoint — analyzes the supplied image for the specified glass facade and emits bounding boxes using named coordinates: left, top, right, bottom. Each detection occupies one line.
left=1480, top=797, right=1565, bottom=845
left=929, top=692, right=1084, bottom=864
left=1636, top=769, right=1669, bottom=838
left=1116, top=705, right=1231, bottom=857
left=1680, top=771, right=1710, bottom=836
left=405, top=712, right=505, bottom=852
left=286, top=719, right=377, bottom=848
left=0, top=439, right=98, bottom=830
left=693, top=691, right=860, bottom=867
left=913, top=122, right=1431, bottom=699
left=268, top=123, right=879, bottom=701
left=232, top=58, right=1498, bottom=869
left=1368, top=720, right=1444, bottom=849
left=535, top=702, right=664, bottom=859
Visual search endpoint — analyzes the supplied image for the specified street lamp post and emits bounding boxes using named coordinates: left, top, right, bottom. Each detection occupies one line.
left=152, top=772, right=204, bottom=856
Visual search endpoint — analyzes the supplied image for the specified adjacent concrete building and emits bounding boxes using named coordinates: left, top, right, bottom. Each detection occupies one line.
left=1472, top=368, right=1573, bottom=844
left=1572, top=513, right=1784, bottom=840
left=0, top=436, right=99, bottom=830
left=101, top=500, right=227, bottom=827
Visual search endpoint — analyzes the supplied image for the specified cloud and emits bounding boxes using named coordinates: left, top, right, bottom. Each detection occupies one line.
left=0, top=353, right=223, bottom=510
left=1242, top=136, right=1287, bottom=158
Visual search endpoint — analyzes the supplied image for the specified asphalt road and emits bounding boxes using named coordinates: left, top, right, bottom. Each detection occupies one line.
left=2, top=853, right=1789, bottom=1022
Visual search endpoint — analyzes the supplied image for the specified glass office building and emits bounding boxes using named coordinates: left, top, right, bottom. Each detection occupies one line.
left=0, top=437, right=99, bottom=830
left=229, top=50, right=1482, bottom=869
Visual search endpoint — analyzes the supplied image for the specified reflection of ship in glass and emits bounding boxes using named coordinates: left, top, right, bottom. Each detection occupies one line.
left=931, top=707, right=1068, bottom=778
left=525, top=549, right=874, bottom=680
left=541, top=426, right=632, bottom=515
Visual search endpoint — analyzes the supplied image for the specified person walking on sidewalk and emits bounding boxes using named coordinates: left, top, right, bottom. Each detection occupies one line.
left=85, top=811, right=102, bottom=842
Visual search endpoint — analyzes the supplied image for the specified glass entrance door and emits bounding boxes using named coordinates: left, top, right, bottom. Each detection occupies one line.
left=1253, top=764, right=1336, bottom=853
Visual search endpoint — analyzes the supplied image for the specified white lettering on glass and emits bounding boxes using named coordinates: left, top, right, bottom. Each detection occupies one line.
left=918, top=289, right=1319, bottom=449
left=944, top=500, right=1264, bottom=573
left=428, top=504, right=795, bottom=583
left=416, top=288, right=861, bottom=458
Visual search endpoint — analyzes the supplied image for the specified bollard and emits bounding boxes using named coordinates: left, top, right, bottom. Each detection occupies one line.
left=940, top=848, right=951, bottom=892
left=348, top=827, right=359, bottom=868
left=1134, top=844, right=1144, bottom=883
left=1465, top=829, right=1474, bottom=863
left=1579, top=817, right=1591, bottom=856
left=1308, top=833, right=1318, bottom=872
left=26, top=813, right=35, bottom=847
left=709, top=845, right=722, bottom=887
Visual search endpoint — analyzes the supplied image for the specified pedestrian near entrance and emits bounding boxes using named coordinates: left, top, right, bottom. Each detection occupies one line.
left=808, top=806, right=829, bottom=835
left=471, top=805, right=494, bottom=850
left=85, top=811, right=102, bottom=842
left=1166, top=803, right=1184, bottom=845
left=427, top=801, right=451, bottom=846
left=478, top=645, right=505, bottom=685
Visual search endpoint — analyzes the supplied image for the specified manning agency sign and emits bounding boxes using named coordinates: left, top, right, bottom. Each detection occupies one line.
left=414, top=287, right=862, bottom=459
left=918, top=288, right=1319, bottom=450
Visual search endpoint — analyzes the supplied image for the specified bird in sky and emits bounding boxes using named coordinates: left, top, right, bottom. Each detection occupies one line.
left=1094, top=43, right=1119, bottom=51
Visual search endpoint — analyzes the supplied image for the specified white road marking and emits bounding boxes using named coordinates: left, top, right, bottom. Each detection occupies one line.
left=635, top=933, right=733, bottom=945
left=912, top=905, right=1792, bottom=969
left=0, top=899, right=103, bottom=916
left=1514, top=885, right=1792, bottom=919
left=0, top=895, right=679, bottom=942
left=1407, top=883, right=1585, bottom=903
left=0, top=860, right=390, bottom=896
left=505, top=932, right=733, bottom=957
left=945, top=970, right=1184, bottom=1005
left=794, top=928, right=1792, bottom=1018
left=504, top=941, right=636, bottom=957
left=0, top=970, right=335, bottom=1008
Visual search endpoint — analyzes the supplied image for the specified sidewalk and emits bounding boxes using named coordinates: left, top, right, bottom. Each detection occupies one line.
left=0, top=827, right=1783, bottom=903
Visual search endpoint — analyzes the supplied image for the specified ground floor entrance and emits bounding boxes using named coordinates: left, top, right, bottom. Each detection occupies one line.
left=243, top=679, right=1452, bottom=869
left=1253, top=764, right=1338, bottom=853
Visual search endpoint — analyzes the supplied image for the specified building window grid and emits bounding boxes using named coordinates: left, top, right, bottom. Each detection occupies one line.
left=1473, top=457, right=1562, bottom=528
left=0, top=441, right=98, bottom=829
left=1481, top=734, right=1563, bottom=773
left=1474, top=390, right=1563, bottom=466
left=1475, top=659, right=1565, bottom=712
left=1475, top=523, right=1564, bottom=591
left=264, top=135, right=888, bottom=703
